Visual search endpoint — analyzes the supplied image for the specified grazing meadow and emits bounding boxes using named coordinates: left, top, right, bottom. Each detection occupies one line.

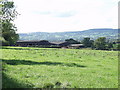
left=1, top=46, right=118, bottom=88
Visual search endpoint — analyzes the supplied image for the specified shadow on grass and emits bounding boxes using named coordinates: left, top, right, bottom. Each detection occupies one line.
left=2, top=59, right=86, bottom=68
left=2, top=72, right=34, bottom=88
left=2, top=47, right=58, bottom=51
left=2, top=47, right=40, bottom=50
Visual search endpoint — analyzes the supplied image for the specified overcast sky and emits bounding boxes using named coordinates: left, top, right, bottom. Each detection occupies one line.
left=11, top=0, right=119, bottom=33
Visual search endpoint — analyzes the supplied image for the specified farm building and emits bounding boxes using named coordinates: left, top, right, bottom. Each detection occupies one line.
left=59, top=41, right=71, bottom=47
left=67, top=44, right=84, bottom=49
left=16, top=40, right=57, bottom=47
left=16, top=40, right=84, bottom=49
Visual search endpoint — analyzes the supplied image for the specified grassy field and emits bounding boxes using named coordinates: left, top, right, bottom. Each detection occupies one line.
left=1, top=46, right=118, bottom=88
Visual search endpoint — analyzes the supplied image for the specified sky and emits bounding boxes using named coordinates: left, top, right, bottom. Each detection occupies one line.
left=10, top=0, right=119, bottom=33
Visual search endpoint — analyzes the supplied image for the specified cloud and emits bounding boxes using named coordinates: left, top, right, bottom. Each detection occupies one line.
left=11, top=0, right=119, bottom=33
left=33, top=11, right=51, bottom=15
left=52, top=11, right=76, bottom=17
left=32, top=10, right=76, bottom=17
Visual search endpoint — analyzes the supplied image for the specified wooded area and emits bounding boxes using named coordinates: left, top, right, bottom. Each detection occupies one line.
left=0, top=0, right=19, bottom=46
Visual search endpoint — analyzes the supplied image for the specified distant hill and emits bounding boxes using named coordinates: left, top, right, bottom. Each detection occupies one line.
left=18, top=28, right=118, bottom=42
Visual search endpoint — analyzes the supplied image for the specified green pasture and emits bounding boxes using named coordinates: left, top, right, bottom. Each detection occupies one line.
left=1, top=46, right=118, bottom=88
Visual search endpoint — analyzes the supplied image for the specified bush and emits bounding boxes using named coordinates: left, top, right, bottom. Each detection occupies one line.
left=113, top=44, right=120, bottom=51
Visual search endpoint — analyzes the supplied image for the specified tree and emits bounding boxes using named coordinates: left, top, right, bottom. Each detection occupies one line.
left=94, top=37, right=106, bottom=50
left=113, top=44, right=120, bottom=51
left=1, top=0, right=19, bottom=45
left=82, top=37, right=93, bottom=47
left=105, top=40, right=113, bottom=50
left=65, top=38, right=80, bottom=44
left=107, top=43, right=113, bottom=50
left=2, top=20, right=19, bottom=45
left=1, top=1, right=18, bottom=21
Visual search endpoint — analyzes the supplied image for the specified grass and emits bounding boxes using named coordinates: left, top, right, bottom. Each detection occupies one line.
left=1, top=46, right=118, bottom=88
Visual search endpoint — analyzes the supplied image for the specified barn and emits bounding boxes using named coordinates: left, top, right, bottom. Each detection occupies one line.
left=67, top=44, right=84, bottom=49
left=16, top=40, right=57, bottom=47
left=16, top=40, right=84, bottom=49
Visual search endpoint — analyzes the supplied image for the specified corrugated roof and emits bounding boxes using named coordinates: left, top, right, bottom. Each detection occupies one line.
left=69, top=44, right=84, bottom=47
left=17, top=40, right=48, bottom=43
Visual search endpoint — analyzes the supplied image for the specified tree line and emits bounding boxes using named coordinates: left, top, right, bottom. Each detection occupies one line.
left=65, top=37, right=120, bottom=50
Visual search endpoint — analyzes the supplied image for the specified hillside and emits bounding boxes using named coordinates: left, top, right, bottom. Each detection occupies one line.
left=19, top=28, right=118, bottom=42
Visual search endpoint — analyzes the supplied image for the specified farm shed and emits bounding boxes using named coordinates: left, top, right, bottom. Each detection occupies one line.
left=16, top=40, right=57, bottom=47
left=59, top=41, right=71, bottom=47
left=68, top=44, right=84, bottom=49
